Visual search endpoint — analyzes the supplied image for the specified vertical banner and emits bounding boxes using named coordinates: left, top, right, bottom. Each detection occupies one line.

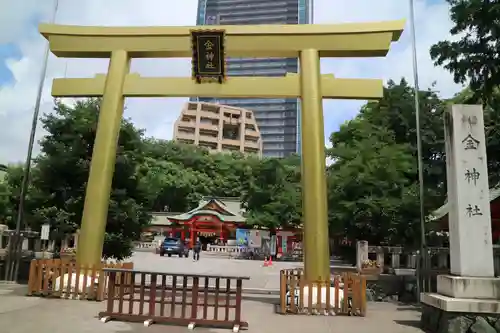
left=270, top=235, right=277, bottom=256
left=282, top=236, right=288, bottom=254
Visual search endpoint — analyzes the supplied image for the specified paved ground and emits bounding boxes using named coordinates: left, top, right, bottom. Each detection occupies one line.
left=0, top=291, right=424, bottom=333
left=0, top=254, right=425, bottom=332
left=130, top=252, right=302, bottom=291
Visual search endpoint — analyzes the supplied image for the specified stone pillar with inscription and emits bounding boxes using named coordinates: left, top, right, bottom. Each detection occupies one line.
left=356, top=240, right=369, bottom=271
left=421, top=105, right=500, bottom=333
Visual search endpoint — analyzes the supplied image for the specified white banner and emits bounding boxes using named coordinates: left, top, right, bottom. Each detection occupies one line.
left=41, top=224, right=50, bottom=240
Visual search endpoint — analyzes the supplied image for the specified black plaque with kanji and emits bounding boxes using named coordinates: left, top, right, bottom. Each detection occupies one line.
left=191, top=29, right=226, bottom=84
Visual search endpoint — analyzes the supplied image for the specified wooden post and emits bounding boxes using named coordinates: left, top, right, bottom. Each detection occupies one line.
left=190, top=223, right=195, bottom=249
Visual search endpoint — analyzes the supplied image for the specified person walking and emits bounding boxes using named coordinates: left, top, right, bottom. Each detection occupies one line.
left=193, top=239, right=201, bottom=261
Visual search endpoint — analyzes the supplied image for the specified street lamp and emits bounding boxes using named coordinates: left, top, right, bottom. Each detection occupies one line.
left=408, top=0, right=429, bottom=298
left=5, top=0, right=60, bottom=282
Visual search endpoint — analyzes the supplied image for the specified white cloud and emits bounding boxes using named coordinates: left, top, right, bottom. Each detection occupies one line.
left=0, top=0, right=461, bottom=163
left=0, top=0, right=51, bottom=44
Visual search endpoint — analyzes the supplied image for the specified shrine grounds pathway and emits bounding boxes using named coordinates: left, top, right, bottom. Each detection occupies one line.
left=129, top=251, right=302, bottom=292
left=0, top=254, right=425, bottom=333
left=0, top=290, right=425, bottom=333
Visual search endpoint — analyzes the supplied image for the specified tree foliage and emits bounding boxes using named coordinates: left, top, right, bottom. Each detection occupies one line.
left=0, top=164, right=24, bottom=229
left=27, top=99, right=151, bottom=259
left=242, top=155, right=302, bottom=229
left=327, top=79, right=448, bottom=246
left=430, top=0, right=500, bottom=101
left=431, top=0, right=500, bottom=185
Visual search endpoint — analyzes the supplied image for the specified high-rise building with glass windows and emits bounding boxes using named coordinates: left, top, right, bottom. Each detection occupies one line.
left=193, top=0, right=311, bottom=158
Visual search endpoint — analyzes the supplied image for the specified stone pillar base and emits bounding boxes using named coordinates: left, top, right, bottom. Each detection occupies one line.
left=421, top=292, right=500, bottom=332
left=437, top=275, right=500, bottom=299
left=421, top=302, right=500, bottom=333
left=421, top=293, right=500, bottom=314
left=420, top=275, right=500, bottom=332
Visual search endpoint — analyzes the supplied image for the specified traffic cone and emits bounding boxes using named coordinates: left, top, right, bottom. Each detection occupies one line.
left=263, top=257, right=269, bottom=267
left=268, top=256, right=273, bottom=266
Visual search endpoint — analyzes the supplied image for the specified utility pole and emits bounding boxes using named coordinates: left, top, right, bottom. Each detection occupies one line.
left=409, top=0, right=429, bottom=298
left=5, top=0, right=60, bottom=282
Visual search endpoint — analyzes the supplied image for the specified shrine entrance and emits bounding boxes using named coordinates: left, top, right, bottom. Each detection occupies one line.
left=40, top=20, right=403, bottom=282
left=191, top=217, right=222, bottom=250
left=197, top=235, right=216, bottom=250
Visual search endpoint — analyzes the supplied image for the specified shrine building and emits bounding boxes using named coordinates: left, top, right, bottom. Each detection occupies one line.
left=144, top=197, right=244, bottom=248
left=143, top=197, right=302, bottom=251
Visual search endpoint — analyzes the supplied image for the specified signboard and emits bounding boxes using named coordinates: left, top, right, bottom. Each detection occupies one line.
left=236, top=229, right=249, bottom=247
left=249, top=230, right=262, bottom=248
left=41, top=224, right=50, bottom=240
left=191, top=29, right=226, bottom=83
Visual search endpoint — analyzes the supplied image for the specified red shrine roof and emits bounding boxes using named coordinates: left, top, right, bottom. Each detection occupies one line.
left=153, top=197, right=246, bottom=225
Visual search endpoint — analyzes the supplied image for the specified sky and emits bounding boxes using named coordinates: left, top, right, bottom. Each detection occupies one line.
left=0, top=0, right=464, bottom=163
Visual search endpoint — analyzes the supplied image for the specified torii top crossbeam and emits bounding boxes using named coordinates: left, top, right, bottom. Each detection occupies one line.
left=39, top=20, right=404, bottom=59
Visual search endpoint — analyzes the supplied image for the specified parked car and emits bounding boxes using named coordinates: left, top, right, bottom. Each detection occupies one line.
left=159, top=237, right=190, bottom=257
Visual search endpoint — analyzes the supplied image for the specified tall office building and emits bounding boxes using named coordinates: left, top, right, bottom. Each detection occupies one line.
left=194, top=0, right=311, bottom=157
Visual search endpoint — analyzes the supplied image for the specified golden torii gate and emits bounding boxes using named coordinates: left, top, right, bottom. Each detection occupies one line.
left=40, top=20, right=404, bottom=282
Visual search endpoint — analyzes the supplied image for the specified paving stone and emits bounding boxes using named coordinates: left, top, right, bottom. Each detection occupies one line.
left=0, top=254, right=426, bottom=333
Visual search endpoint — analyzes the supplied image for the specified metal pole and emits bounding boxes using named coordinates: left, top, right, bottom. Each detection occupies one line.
left=309, top=0, right=314, bottom=24
left=9, top=0, right=59, bottom=282
left=3, top=233, right=13, bottom=281
left=409, top=0, right=427, bottom=297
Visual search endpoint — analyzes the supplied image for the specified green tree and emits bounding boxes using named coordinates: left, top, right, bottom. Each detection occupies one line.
left=327, top=80, right=449, bottom=246
left=139, top=156, right=213, bottom=213
left=0, top=170, right=13, bottom=227
left=242, top=155, right=302, bottom=229
left=429, top=0, right=500, bottom=101
left=328, top=122, right=420, bottom=245
left=430, top=0, right=500, bottom=185
left=140, top=139, right=261, bottom=214
left=29, top=99, right=151, bottom=259
left=1, top=165, right=25, bottom=229
left=353, top=79, right=447, bottom=202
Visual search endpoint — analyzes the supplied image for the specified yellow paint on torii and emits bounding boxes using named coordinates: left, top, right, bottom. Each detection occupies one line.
left=39, top=21, right=404, bottom=58
left=40, top=20, right=404, bottom=283
left=52, top=73, right=384, bottom=100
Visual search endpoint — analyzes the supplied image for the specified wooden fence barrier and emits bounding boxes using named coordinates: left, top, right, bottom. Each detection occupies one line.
left=278, top=269, right=367, bottom=316
left=27, top=259, right=133, bottom=301
left=98, top=268, right=250, bottom=332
